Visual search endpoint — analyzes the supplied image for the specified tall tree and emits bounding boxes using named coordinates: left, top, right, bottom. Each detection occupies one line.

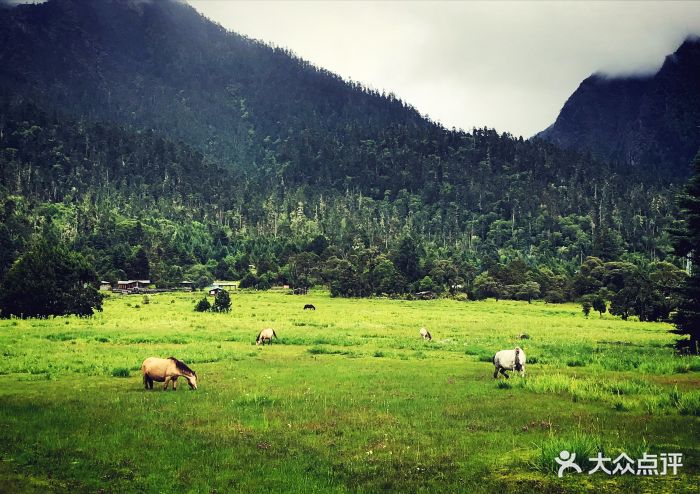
left=0, top=238, right=103, bottom=317
left=671, top=153, right=700, bottom=353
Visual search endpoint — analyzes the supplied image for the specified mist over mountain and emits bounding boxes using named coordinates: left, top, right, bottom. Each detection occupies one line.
left=538, top=37, right=700, bottom=177
left=0, top=0, right=688, bottom=296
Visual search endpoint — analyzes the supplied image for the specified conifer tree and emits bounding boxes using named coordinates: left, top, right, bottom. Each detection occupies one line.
left=671, top=153, right=700, bottom=353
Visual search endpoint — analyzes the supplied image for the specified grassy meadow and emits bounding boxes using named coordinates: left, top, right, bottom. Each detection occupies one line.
left=0, top=290, right=699, bottom=493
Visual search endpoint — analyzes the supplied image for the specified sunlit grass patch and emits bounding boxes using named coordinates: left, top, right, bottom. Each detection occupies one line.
left=0, top=291, right=697, bottom=493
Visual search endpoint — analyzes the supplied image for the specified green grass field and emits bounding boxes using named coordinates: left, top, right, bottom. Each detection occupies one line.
left=1, top=290, right=699, bottom=493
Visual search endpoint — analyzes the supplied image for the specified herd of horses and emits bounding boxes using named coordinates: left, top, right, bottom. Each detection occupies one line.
left=141, top=304, right=527, bottom=390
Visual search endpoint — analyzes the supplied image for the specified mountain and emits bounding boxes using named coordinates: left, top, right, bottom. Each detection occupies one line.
left=0, top=0, right=683, bottom=292
left=538, top=37, right=700, bottom=177
left=0, top=0, right=426, bottom=169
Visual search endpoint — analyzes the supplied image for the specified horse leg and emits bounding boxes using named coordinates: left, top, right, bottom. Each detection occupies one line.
left=493, top=366, right=499, bottom=379
left=172, top=376, right=178, bottom=390
left=148, top=377, right=154, bottom=389
left=500, top=368, right=510, bottom=379
left=163, top=377, right=171, bottom=390
left=143, top=374, right=149, bottom=389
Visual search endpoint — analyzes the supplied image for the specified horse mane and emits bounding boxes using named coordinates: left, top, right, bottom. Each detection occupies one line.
left=168, top=356, right=195, bottom=376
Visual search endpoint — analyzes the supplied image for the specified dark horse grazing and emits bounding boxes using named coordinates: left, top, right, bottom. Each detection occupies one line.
left=142, top=357, right=198, bottom=390
left=303, top=304, right=316, bottom=310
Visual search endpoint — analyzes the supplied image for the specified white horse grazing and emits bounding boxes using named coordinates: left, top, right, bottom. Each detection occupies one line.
left=419, top=327, right=432, bottom=341
left=493, top=347, right=526, bottom=378
left=256, top=328, right=277, bottom=346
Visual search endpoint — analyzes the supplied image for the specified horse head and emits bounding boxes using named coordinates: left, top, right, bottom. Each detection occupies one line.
left=514, top=347, right=523, bottom=372
left=185, top=371, right=198, bottom=390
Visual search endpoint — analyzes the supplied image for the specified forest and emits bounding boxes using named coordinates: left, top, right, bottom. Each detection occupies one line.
left=0, top=0, right=694, bottom=326
left=0, top=99, right=689, bottom=323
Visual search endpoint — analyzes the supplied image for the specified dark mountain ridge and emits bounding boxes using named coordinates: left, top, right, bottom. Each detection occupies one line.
left=538, top=37, right=700, bottom=176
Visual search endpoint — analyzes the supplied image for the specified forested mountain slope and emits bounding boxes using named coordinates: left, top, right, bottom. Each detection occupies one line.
left=0, top=0, right=688, bottom=300
left=538, top=37, right=700, bottom=178
left=0, top=0, right=426, bottom=170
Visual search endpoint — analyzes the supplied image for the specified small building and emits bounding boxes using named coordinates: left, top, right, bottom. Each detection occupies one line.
left=116, top=280, right=151, bottom=291
left=99, top=281, right=112, bottom=291
left=179, top=280, right=194, bottom=291
left=414, top=291, right=436, bottom=300
left=207, top=286, right=225, bottom=296
left=213, top=281, right=237, bottom=290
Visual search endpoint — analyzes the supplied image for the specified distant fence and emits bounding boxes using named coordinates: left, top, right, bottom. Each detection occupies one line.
left=112, top=288, right=192, bottom=295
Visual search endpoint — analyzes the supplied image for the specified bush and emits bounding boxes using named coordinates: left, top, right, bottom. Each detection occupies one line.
left=194, top=297, right=211, bottom=312
left=582, top=300, right=592, bottom=318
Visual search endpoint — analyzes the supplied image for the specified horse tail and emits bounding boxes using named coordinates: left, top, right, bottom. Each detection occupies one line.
left=272, top=330, right=277, bottom=338
left=256, top=331, right=261, bottom=342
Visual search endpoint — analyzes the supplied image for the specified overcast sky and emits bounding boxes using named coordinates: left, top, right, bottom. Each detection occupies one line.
left=189, top=1, right=700, bottom=138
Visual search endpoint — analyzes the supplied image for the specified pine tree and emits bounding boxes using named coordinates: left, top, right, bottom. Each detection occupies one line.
left=671, top=153, right=700, bottom=353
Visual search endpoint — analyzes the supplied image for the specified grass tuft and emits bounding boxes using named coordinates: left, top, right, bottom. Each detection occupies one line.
left=111, top=367, right=130, bottom=378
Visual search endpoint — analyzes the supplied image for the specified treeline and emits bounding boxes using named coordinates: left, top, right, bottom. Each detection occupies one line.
left=0, top=101, right=686, bottom=309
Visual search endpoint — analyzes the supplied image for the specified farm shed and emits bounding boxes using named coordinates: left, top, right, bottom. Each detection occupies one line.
left=116, top=280, right=151, bottom=291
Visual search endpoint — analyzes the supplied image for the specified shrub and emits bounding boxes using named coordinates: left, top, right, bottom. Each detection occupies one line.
left=194, top=297, right=211, bottom=312
left=582, top=300, right=592, bottom=318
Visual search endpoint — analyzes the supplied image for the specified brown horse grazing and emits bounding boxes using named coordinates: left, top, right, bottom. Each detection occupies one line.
left=141, top=357, right=198, bottom=390
left=419, top=327, right=432, bottom=341
left=256, top=328, right=277, bottom=346
left=303, top=304, right=316, bottom=310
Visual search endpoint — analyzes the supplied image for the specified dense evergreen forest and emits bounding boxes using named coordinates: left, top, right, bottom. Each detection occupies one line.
left=0, top=0, right=694, bottom=321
